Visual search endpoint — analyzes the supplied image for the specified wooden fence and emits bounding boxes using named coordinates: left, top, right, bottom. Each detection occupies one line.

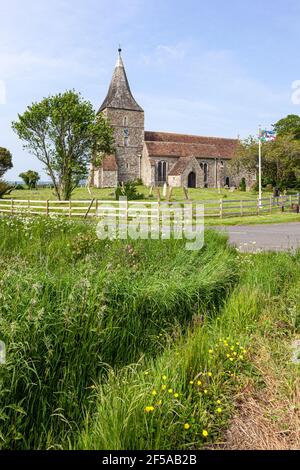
left=0, top=193, right=299, bottom=220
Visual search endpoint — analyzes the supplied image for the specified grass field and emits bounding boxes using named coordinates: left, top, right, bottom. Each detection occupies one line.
left=6, top=185, right=270, bottom=202
left=0, top=215, right=299, bottom=450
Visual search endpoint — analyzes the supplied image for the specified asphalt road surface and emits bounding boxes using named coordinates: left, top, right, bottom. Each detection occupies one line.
left=215, top=222, right=300, bottom=252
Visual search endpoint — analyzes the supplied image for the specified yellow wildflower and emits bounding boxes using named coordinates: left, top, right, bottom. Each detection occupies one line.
left=204, top=389, right=208, bottom=394
left=207, top=372, right=212, bottom=377
left=162, top=375, right=167, bottom=381
left=217, top=400, right=222, bottom=405
left=168, top=389, right=173, bottom=394
left=145, top=406, right=155, bottom=413
left=189, top=380, right=194, bottom=385
left=184, top=423, right=190, bottom=430
left=152, top=390, right=157, bottom=396
left=161, top=384, right=167, bottom=391
left=202, top=430, right=208, bottom=437
left=209, top=349, right=213, bottom=354
left=174, top=393, right=179, bottom=398
left=197, top=380, right=202, bottom=386
left=216, top=407, right=222, bottom=414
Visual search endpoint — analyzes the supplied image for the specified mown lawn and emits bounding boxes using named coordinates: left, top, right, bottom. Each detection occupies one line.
left=0, top=215, right=299, bottom=450
left=6, top=185, right=271, bottom=202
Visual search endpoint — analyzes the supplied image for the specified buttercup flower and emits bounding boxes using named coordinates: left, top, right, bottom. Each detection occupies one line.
left=145, top=406, right=155, bottom=413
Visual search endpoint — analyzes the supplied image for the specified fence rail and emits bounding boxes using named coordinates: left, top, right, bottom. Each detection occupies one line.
left=0, top=194, right=299, bottom=220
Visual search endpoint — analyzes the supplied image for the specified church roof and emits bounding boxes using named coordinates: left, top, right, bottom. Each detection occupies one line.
left=145, top=141, right=219, bottom=158
left=98, top=49, right=143, bottom=113
left=145, top=131, right=237, bottom=159
left=168, top=157, right=194, bottom=176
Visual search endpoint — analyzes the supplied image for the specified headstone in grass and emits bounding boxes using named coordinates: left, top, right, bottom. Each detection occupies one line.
left=0, top=341, right=5, bottom=364
left=291, top=339, right=300, bottom=365
left=167, top=186, right=173, bottom=202
left=183, top=186, right=190, bottom=200
left=148, top=186, right=153, bottom=198
left=163, top=183, right=167, bottom=198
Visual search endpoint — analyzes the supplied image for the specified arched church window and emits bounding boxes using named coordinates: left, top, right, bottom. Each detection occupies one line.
left=157, top=161, right=167, bottom=184
left=124, top=127, right=129, bottom=147
left=204, top=163, right=208, bottom=188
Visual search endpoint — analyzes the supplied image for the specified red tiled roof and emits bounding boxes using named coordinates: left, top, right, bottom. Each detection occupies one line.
left=102, top=154, right=118, bottom=171
left=145, top=141, right=220, bottom=158
left=168, top=157, right=192, bottom=176
left=145, top=131, right=237, bottom=159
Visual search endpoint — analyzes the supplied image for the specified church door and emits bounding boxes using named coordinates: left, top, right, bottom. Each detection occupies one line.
left=188, top=171, right=196, bottom=188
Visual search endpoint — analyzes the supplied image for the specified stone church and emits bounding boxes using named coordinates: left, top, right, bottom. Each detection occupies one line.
left=91, top=49, right=249, bottom=189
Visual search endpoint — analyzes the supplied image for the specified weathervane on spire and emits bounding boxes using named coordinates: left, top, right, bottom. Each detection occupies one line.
left=118, top=45, right=122, bottom=55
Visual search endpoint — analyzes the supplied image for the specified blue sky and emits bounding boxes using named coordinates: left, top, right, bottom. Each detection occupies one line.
left=1, top=0, right=300, bottom=179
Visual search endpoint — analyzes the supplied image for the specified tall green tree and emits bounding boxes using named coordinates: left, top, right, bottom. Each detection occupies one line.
left=273, top=114, right=300, bottom=140
left=231, top=134, right=300, bottom=189
left=266, top=134, right=300, bottom=187
left=0, top=147, right=13, bottom=198
left=0, top=147, right=13, bottom=178
left=12, top=90, right=114, bottom=200
left=19, top=170, right=40, bottom=189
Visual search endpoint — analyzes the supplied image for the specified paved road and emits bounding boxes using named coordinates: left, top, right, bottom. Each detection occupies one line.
left=215, top=222, right=300, bottom=252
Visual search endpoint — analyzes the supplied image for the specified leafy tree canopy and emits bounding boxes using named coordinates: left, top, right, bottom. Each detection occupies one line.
left=273, top=114, right=300, bottom=140
left=19, top=170, right=40, bottom=189
left=231, top=133, right=300, bottom=189
left=12, top=90, right=114, bottom=200
left=0, top=147, right=13, bottom=178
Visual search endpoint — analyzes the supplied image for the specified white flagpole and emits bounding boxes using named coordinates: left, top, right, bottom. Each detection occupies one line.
left=258, top=125, right=262, bottom=207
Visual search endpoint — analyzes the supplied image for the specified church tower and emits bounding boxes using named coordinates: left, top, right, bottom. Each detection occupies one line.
left=98, top=48, right=144, bottom=183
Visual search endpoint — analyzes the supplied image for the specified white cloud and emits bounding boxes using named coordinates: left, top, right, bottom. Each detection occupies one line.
left=141, top=43, right=186, bottom=66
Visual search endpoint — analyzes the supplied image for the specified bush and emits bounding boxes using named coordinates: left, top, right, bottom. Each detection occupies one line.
left=115, top=181, right=144, bottom=200
left=0, top=180, right=13, bottom=198
left=239, top=178, right=246, bottom=192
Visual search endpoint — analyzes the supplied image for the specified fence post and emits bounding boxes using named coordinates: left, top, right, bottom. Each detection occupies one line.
left=270, top=196, right=273, bottom=214
left=298, top=193, right=300, bottom=205
left=220, top=198, right=223, bottom=219
left=240, top=200, right=243, bottom=217
left=46, top=200, right=49, bottom=216
left=257, top=197, right=259, bottom=216
left=11, top=199, right=14, bottom=215
left=157, top=200, right=161, bottom=226
left=69, top=200, right=72, bottom=219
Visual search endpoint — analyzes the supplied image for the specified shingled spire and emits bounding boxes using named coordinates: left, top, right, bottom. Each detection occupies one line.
left=98, top=48, right=143, bottom=113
